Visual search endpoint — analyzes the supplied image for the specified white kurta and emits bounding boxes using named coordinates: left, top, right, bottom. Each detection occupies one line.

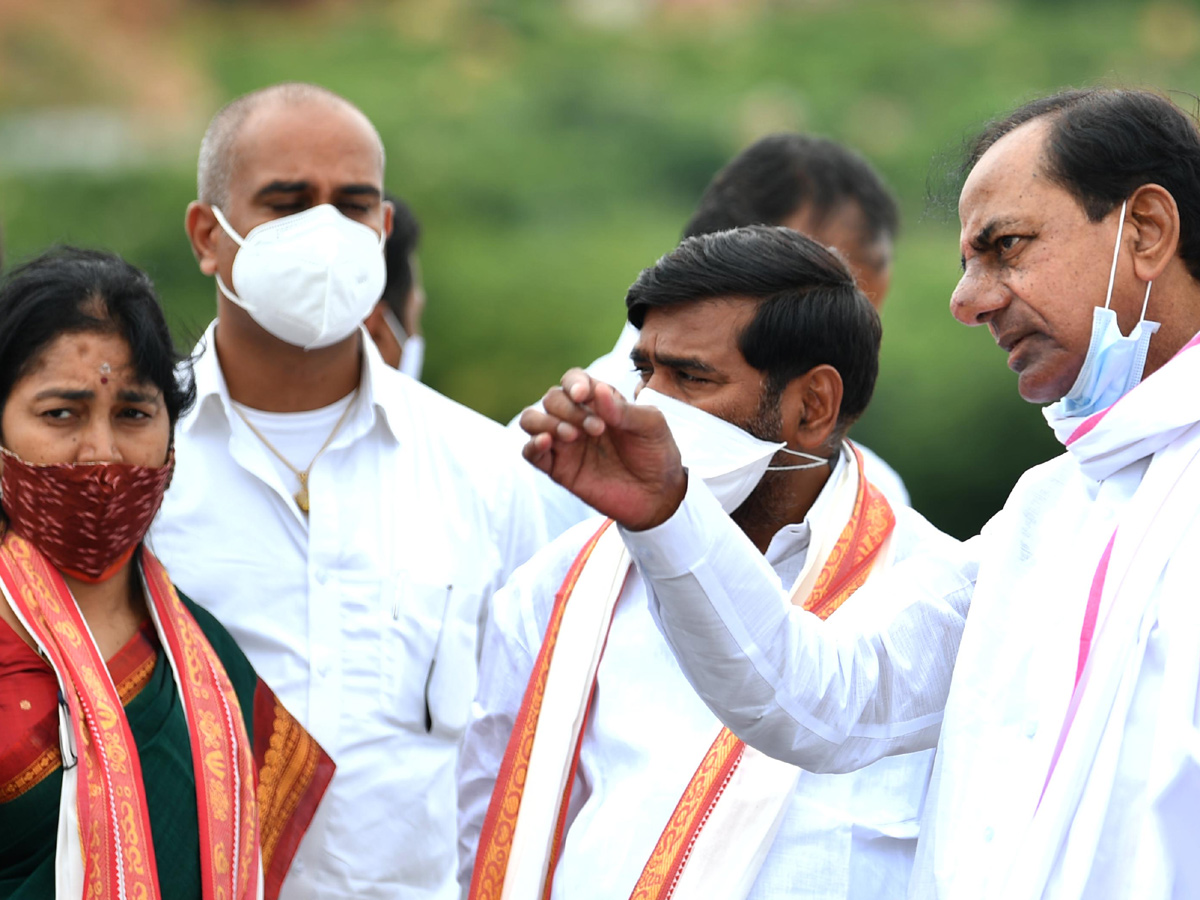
left=621, top=335, right=1200, bottom=898
left=148, top=324, right=549, bottom=900
left=458, top=449, right=953, bottom=899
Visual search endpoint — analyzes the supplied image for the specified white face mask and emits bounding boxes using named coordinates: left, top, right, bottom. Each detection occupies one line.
left=381, top=305, right=425, bottom=381
left=1045, top=200, right=1160, bottom=428
left=211, top=204, right=387, bottom=351
left=636, top=387, right=828, bottom=514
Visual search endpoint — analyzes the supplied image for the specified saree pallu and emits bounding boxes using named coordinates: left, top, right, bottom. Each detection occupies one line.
left=0, top=537, right=333, bottom=900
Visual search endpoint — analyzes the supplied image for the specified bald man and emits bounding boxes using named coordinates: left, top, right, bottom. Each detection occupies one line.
left=149, top=83, right=548, bottom=900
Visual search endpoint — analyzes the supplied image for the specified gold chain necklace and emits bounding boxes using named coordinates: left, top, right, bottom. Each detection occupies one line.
left=232, top=387, right=361, bottom=514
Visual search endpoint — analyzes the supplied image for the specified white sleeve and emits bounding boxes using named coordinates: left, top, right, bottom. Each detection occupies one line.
left=620, top=476, right=979, bottom=774
left=455, top=524, right=593, bottom=889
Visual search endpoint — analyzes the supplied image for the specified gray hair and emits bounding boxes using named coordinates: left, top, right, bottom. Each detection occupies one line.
left=196, top=82, right=385, bottom=208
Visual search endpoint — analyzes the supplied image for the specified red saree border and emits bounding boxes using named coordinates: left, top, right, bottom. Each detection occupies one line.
left=254, top=680, right=336, bottom=900
left=469, top=519, right=616, bottom=900
left=0, top=533, right=266, bottom=900
left=0, top=532, right=161, bottom=900
left=143, top=550, right=260, bottom=900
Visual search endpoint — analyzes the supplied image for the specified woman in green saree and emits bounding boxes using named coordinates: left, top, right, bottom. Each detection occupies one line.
left=0, top=248, right=333, bottom=900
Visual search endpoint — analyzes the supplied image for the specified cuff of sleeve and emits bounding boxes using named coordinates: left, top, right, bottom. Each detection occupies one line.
left=618, top=473, right=728, bottom=579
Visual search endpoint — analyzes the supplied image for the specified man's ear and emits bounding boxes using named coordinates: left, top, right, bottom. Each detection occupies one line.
left=382, top=198, right=395, bottom=239
left=1129, top=183, right=1180, bottom=284
left=185, top=201, right=222, bottom=276
left=777, top=364, right=844, bottom=454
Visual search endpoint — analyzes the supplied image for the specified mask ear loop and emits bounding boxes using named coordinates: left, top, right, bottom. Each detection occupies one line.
left=1102, top=199, right=1128, bottom=311
left=209, top=207, right=246, bottom=304
left=766, top=447, right=831, bottom=472
left=1138, top=280, right=1153, bottom=323
left=209, top=206, right=246, bottom=247
left=381, top=306, right=409, bottom=346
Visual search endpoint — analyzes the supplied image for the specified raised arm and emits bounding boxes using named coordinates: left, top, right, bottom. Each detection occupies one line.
left=620, top=476, right=978, bottom=772
left=520, top=370, right=979, bottom=773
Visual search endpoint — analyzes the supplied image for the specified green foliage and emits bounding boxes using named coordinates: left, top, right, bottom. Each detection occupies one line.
left=2, top=0, right=1199, bottom=537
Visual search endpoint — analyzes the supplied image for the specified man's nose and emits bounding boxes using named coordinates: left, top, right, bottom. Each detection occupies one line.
left=950, top=268, right=1007, bottom=326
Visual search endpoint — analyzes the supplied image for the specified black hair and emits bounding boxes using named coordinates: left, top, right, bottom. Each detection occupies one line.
left=381, top=193, right=422, bottom=321
left=682, top=133, right=899, bottom=262
left=626, top=225, right=881, bottom=430
left=0, top=246, right=196, bottom=430
left=965, top=88, right=1200, bottom=282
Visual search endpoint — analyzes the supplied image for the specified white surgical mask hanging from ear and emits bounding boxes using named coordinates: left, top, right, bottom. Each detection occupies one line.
left=211, top=204, right=387, bottom=351
left=1045, top=199, right=1161, bottom=436
left=636, top=387, right=828, bottom=514
left=381, top=305, right=425, bottom=381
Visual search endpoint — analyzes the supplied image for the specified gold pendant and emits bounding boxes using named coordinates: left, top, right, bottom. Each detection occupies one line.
left=295, top=472, right=310, bottom=513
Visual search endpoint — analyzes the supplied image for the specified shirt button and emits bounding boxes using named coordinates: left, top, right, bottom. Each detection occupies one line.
left=1025, top=721, right=1038, bottom=739
left=983, top=826, right=994, bottom=842
left=315, top=569, right=328, bottom=586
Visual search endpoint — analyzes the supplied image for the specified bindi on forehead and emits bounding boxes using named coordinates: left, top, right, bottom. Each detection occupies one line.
left=25, top=332, right=134, bottom=383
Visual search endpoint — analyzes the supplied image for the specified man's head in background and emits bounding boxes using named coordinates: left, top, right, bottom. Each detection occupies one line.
left=364, top=193, right=425, bottom=376
left=683, top=134, right=899, bottom=309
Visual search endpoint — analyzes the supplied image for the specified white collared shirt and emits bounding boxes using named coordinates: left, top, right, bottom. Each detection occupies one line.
left=459, top=449, right=947, bottom=899
left=148, top=323, right=549, bottom=900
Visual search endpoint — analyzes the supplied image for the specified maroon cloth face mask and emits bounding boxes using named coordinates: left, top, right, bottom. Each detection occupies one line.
left=0, top=449, right=173, bottom=583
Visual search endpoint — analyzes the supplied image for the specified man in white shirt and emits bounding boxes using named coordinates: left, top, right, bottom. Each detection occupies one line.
left=148, top=82, right=548, bottom=900
left=517, top=87, right=1200, bottom=898
left=461, top=225, right=956, bottom=900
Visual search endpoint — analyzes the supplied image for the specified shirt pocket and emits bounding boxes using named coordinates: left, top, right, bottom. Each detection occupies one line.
left=379, top=578, right=452, bottom=733
left=425, top=584, right=483, bottom=740
left=379, top=577, right=482, bottom=739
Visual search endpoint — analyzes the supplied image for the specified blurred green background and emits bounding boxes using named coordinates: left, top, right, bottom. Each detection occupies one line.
left=2, top=0, right=1199, bottom=538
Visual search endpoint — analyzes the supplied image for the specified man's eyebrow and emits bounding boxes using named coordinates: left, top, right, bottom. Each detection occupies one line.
left=33, top=388, right=93, bottom=401
left=630, top=347, right=649, bottom=365
left=970, top=217, right=1024, bottom=249
left=961, top=217, right=1020, bottom=271
left=254, top=180, right=311, bottom=198
left=338, top=185, right=382, bottom=198
left=654, top=353, right=717, bottom=374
